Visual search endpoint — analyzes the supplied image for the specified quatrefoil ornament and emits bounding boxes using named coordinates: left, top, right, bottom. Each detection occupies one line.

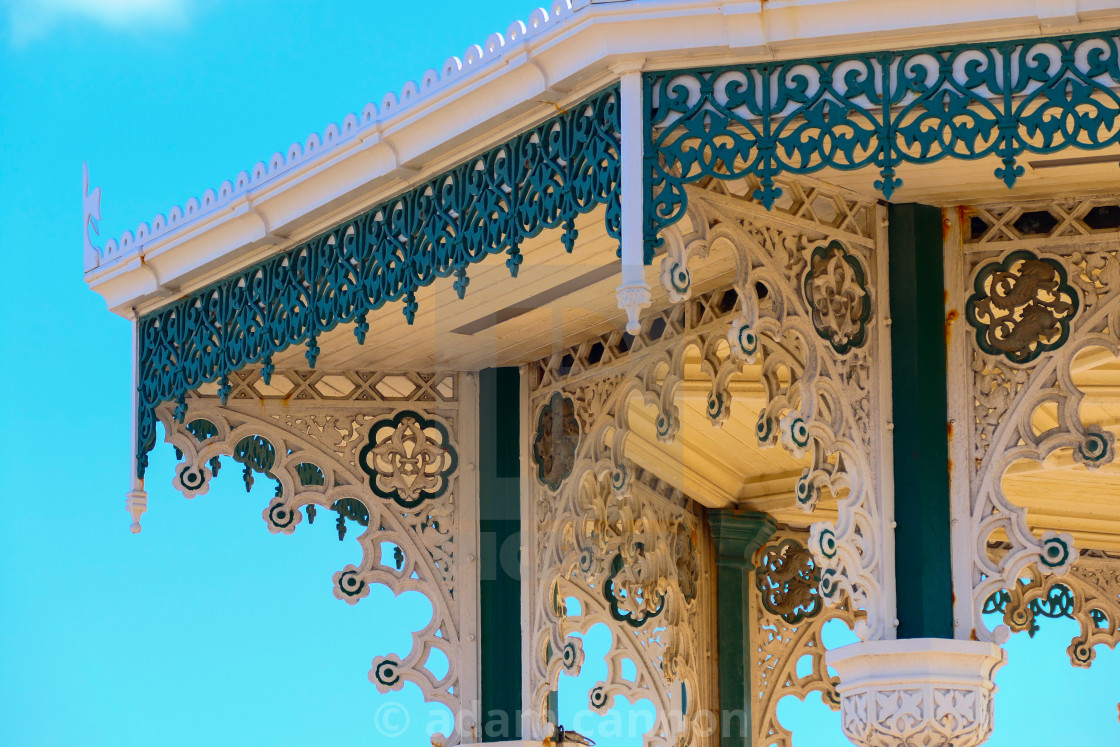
left=967, top=250, right=1079, bottom=364
left=358, top=411, right=458, bottom=509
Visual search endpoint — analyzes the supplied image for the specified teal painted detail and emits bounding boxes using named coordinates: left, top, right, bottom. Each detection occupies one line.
left=645, top=31, right=1120, bottom=253
left=330, top=497, right=370, bottom=541
left=301, top=493, right=370, bottom=541
left=358, top=410, right=459, bottom=509
left=888, top=203, right=954, bottom=639
left=185, top=419, right=218, bottom=442
left=966, top=249, right=1079, bottom=364
left=336, top=568, right=367, bottom=600
left=134, top=87, right=620, bottom=478
left=295, top=462, right=325, bottom=487
left=478, top=368, right=522, bottom=742
left=1079, top=429, right=1112, bottom=463
left=1039, top=534, right=1074, bottom=571
left=266, top=502, right=301, bottom=529
left=373, top=658, right=400, bottom=688
left=983, top=584, right=1106, bottom=642
left=232, top=434, right=276, bottom=492
left=603, top=550, right=666, bottom=628
left=708, top=509, right=776, bottom=747
left=794, top=470, right=816, bottom=507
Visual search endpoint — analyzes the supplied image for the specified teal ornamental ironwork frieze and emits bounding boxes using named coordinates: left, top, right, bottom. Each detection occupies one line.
left=134, top=86, right=620, bottom=477
left=645, top=31, right=1120, bottom=255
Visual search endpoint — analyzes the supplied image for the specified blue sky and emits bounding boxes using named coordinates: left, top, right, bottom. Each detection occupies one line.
left=0, top=1, right=1117, bottom=745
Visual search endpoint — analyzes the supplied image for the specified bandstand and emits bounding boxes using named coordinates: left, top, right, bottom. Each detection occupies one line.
left=83, top=1, right=1120, bottom=744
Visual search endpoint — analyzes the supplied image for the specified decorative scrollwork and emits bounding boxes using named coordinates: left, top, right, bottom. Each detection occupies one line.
left=982, top=554, right=1120, bottom=668
left=157, top=373, right=478, bottom=743
left=533, top=392, right=580, bottom=490
left=358, top=411, right=458, bottom=509
left=755, top=538, right=823, bottom=625
left=646, top=31, right=1120, bottom=253
left=804, top=240, right=870, bottom=354
left=967, top=250, right=1079, bottom=364
left=134, top=86, right=619, bottom=479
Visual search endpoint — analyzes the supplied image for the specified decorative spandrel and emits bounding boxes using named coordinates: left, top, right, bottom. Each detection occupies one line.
left=752, top=532, right=860, bottom=747
left=156, top=370, right=479, bottom=745
left=359, top=411, right=458, bottom=508
left=533, top=392, right=580, bottom=491
left=967, top=251, right=1079, bottom=364
left=951, top=198, right=1120, bottom=663
left=524, top=174, right=890, bottom=746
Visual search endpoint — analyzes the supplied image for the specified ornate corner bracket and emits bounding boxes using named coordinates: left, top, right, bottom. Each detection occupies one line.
left=827, top=639, right=1006, bottom=747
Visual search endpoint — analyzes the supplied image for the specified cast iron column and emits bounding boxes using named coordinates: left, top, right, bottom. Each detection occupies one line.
left=478, top=367, right=522, bottom=740
left=709, top=509, right=777, bottom=746
left=888, top=203, right=954, bottom=638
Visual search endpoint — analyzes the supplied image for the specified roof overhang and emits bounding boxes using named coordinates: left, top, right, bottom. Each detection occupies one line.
left=84, top=0, right=1120, bottom=318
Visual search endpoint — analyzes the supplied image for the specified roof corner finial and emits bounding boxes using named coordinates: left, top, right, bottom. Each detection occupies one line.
left=83, top=162, right=103, bottom=271
left=126, top=487, right=148, bottom=534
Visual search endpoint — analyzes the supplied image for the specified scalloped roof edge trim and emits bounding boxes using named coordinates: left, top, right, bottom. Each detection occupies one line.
left=83, top=0, right=588, bottom=269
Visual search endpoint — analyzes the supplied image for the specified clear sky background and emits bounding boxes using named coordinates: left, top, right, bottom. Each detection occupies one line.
left=0, top=1, right=1117, bottom=745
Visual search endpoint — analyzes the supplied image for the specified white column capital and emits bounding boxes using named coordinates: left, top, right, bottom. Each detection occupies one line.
left=826, top=638, right=1006, bottom=747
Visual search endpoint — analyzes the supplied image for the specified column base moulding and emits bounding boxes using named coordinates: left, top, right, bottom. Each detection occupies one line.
left=826, top=639, right=1006, bottom=747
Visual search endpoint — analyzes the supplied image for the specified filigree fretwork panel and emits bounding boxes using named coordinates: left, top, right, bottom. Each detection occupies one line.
left=652, top=181, right=890, bottom=637
left=524, top=175, right=890, bottom=742
left=525, top=461, right=714, bottom=747
left=159, top=369, right=480, bottom=745
left=982, top=550, right=1120, bottom=668
left=752, top=531, right=860, bottom=747
left=951, top=196, right=1120, bottom=654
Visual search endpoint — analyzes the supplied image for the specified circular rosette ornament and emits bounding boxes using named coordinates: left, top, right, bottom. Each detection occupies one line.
left=263, top=500, right=303, bottom=534
left=359, top=411, right=458, bottom=509
left=780, top=411, right=811, bottom=457
left=706, top=390, right=727, bottom=426
left=172, top=461, right=212, bottom=498
left=803, top=240, right=871, bottom=355
left=532, top=392, right=579, bottom=491
left=333, top=564, right=370, bottom=604
left=588, top=683, right=612, bottom=715
left=561, top=636, right=585, bottom=676
left=661, top=258, right=692, bottom=301
left=1038, top=531, right=1076, bottom=576
left=795, top=468, right=820, bottom=511
left=369, top=656, right=404, bottom=694
left=728, top=317, right=760, bottom=363
left=1074, top=427, right=1115, bottom=468
left=755, top=409, right=778, bottom=448
left=810, top=525, right=838, bottom=562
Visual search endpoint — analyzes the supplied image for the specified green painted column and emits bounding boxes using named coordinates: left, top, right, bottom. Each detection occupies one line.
left=478, top=367, right=522, bottom=740
left=887, top=203, right=955, bottom=639
left=708, top=509, right=777, bottom=746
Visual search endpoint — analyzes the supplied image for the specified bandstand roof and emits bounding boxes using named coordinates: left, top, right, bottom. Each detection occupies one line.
left=83, top=0, right=1120, bottom=548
